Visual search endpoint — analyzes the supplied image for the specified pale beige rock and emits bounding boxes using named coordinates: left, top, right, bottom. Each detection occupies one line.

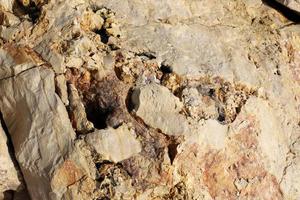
left=0, top=46, right=36, bottom=80
left=181, top=87, right=218, bottom=120
left=55, top=74, right=69, bottom=105
left=132, top=83, right=188, bottom=135
left=0, top=0, right=14, bottom=11
left=0, top=0, right=300, bottom=199
left=242, top=97, right=289, bottom=180
left=0, top=67, right=79, bottom=199
left=0, top=123, right=21, bottom=194
left=68, top=84, right=94, bottom=134
left=85, top=124, right=141, bottom=163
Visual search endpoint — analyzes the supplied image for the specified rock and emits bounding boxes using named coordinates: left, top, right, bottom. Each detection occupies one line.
left=68, top=84, right=94, bottom=134
left=0, top=67, right=79, bottom=199
left=55, top=74, right=69, bottom=105
left=0, top=45, right=40, bottom=80
left=80, top=9, right=104, bottom=32
left=85, top=124, right=141, bottom=163
left=132, top=83, right=189, bottom=135
left=181, top=87, right=218, bottom=120
left=0, top=0, right=14, bottom=11
left=0, top=123, right=22, bottom=194
left=0, top=0, right=300, bottom=199
left=0, top=11, right=20, bottom=27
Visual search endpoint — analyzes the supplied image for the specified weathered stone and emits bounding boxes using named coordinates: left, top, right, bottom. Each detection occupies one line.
left=132, top=83, right=188, bottom=135
left=0, top=123, right=21, bottom=195
left=85, top=124, right=141, bottom=163
left=0, top=0, right=14, bottom=11
left=55, top=74, right=69, bottom=105
left=0, top=0, right=300, bottom=199
left=0, top=67, right=79, bottom=199
left=68, top=83, right=94, bottom=134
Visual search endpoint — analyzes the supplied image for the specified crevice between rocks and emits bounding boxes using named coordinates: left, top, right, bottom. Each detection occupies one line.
left=262, top=0, right=300, bottom=23
left=12, top=0, right=45, bottom=23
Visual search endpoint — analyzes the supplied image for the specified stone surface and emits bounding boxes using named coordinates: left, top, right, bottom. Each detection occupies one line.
left=0, top=123, right=21, bottom=195
left=85, top=124, right=141, bottom=163
left=55, top=74, right=69, bottom=105
left=0, top=0, right=300, bottom=199
left=132, top=83, right=188, bottom=136
left=0, top=66, right=92, bottom=200
left=68, top=84, right=94, bottom=134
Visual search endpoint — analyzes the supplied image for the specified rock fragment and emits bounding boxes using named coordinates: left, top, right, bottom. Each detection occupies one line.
left=85, top=124, right=141, bottom=163
left=132, top=83, right=188, bottom=135
left=55, top=74, right=69, bottom=105
left=68, top=83, right=94, bottom=134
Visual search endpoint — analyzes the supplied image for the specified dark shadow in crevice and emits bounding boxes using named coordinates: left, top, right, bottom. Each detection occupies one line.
left=168, top=142, right=179, bottom=165
left=95, top=27, right=110, bottom=44
left=125, top=88, right=135, bottom=113
left=12, top=0, right=48, bottom=23
left=262, top=0, right=300, bottom=23
left=160, top=63, right=173, bottom=74
left=84, top=101, right=110, bottom=129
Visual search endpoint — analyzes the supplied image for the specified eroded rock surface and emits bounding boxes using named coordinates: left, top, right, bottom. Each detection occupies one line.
left=0, top=123, right=21, bottom=197
left=0, top=0, right=300, bottom=199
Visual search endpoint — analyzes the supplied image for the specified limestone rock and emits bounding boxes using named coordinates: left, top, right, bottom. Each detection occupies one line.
left=68, top=84, right=94, bottom=134
left=132, top=83, right=188, bottom=135
left=55, top=74, right=69, bottom=105
left=0, top=67, right=79, bottom=199
left=85, top=124, right=141, bottom=163
left=0, top=0, right=14, bottom=11
left=0, top=0, right=300, bottom=199
left=0, top=123, right=21, bottom=194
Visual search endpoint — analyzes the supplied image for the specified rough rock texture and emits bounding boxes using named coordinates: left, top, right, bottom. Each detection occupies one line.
left=0, top=123, right=21, bottom=197
left=85, top=124, right=141, bottom=163
left=0, top=0, right=300, bottom=199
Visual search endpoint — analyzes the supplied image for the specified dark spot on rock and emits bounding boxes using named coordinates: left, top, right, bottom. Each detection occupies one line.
left=13, top=0, right=44, bottom=23
left=168, top=142, right=179, bottom=165
left=160, top=63, right=173, bottom=74
left=95, top=27, right=110, bottom=44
